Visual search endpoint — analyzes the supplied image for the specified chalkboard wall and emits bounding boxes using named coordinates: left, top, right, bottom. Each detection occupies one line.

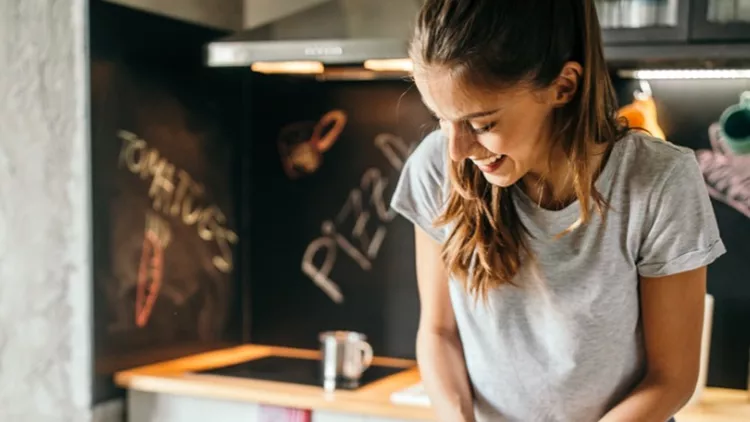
left=245, top=74, right=435, bottom=359
left=90, top=0, right=246, bottom=404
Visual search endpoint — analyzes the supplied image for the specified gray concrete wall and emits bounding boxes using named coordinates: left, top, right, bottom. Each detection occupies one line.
left=0, top=0, right=93, bottom=421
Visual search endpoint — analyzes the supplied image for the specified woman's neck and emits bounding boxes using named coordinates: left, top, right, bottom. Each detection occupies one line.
left=520, top=142, right=611, bottom=210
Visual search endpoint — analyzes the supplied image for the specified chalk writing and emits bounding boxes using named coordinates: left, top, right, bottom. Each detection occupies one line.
left=301, top=132, right=415, bottom=304
left=135, top=212, right=171, bottom=327
left=697, top=123, right=750, bottom=219
left=301, top=237, right=342, bottom=303
left=374, top=133, right=415, bottom=171
left=117, top=130, right=239, bottom=273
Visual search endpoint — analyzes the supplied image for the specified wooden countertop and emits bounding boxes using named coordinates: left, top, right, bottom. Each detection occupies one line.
left=115, top=344, right=750, bottom=421
left=677, top=388, right=750, bottom=422
left=115, top=344, right=435, bottom=420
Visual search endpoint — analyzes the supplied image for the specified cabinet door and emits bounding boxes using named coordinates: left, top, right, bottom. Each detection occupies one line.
left=690, top=0, right=750, bottom=40
left=312, top=411, right=421, bottom=422
left=127, top=390, right=262, bottom=422
left=596, top=0, right=691, bottom=44
left=312, top=411, right=367, bottom=422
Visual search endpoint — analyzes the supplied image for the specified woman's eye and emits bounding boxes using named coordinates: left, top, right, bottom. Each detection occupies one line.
left=470, top=122, right=496, bottom=134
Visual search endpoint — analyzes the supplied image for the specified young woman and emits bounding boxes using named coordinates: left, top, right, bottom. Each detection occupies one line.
left=390, top=1, right=725, bottom=421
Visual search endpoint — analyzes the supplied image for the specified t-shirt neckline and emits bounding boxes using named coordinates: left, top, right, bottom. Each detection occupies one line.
left=511, top=138, right=625, bottom=221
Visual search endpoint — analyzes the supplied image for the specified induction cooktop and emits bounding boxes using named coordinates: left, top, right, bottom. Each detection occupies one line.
left=195, top=355, right=410, bottom=390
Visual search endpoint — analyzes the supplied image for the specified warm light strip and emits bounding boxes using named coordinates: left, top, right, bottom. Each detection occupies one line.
left=363, top=58, right=414, bottom=72
left=619, top=69, right=750, bottom=80
left=250, top=61, right=324, bottom=75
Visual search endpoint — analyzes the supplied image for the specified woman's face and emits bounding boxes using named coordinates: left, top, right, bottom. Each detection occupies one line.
left=414, top=67, right=571, bottom=188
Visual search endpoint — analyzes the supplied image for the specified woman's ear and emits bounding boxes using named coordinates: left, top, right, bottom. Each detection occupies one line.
left=551, top=61, right=583, bottom=106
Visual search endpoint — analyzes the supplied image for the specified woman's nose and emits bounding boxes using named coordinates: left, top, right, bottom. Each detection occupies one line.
left=444, top=122, right=473, bottom=162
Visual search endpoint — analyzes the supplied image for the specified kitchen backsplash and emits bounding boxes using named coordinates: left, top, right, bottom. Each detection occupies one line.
left=89, top=0, right=245, bottom=405
left=244, top=74, right=434, bottom=359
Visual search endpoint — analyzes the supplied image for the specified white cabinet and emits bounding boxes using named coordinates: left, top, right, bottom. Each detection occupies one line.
left=313, top=411, right=367, bottom=422
left=127, top=390, right=261, bottom=422
left=127, top=390, right=424, bottom=422
left=313, top=410, right=416, bottom=422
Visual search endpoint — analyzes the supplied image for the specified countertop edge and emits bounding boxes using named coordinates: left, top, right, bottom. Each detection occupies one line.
left=114, top=344, right=435, bottom=420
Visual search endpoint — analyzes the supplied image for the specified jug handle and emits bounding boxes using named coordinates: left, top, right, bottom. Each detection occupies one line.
left=358, top=341, right=374, bottom=370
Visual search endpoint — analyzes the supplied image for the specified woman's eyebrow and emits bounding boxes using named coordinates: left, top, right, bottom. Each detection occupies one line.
left=457, top=109, right=501, bottom=120
left=429, top=108, right=501, bottom=121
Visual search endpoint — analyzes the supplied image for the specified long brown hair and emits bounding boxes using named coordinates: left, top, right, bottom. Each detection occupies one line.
left=409, top=0, right=628, bottom=298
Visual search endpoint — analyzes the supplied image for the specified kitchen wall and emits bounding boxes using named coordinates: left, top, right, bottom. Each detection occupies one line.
left=0, top=0, right=92, bottom=421
left=89, top=0, right=246, bottom=407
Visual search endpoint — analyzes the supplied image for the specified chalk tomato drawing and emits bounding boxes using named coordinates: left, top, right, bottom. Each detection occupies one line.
left=135, top=230, right=164, bottom=327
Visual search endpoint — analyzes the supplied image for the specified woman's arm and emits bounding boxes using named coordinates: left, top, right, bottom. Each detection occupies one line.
left=599, top=266, right=707, bottom=422
left=414, top=227, right=475, bottom=422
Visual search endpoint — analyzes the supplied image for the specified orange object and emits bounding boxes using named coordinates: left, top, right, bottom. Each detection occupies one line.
left=618, top=81, right=666, bottom=141
left=278, top=109, right=348, bottom=179
left=135, top=230, right=164, bottom=328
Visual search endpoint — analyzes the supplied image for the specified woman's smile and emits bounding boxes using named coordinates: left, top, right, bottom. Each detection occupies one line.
left=471, top=154, right=506, bottom=173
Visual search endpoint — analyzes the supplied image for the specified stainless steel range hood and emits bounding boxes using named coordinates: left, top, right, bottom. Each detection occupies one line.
left=206, top=0, right=422, bottom=70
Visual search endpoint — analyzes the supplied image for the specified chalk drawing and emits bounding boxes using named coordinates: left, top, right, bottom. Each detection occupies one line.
left=278, top=110, right=348, bottom=179
left=118, top=130, right=238, bottom=273
left=301, top=132, right=415, bottom=304
left=135, top=212, right=171, bottom=328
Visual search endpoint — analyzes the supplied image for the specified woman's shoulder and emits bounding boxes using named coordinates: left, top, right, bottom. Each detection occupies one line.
left=406, top=129, right=448, bottom=172
left=389, top=129, right=451, bottom=243
left=612, top=133, right=724, bottom=279
left=613, top=131, right=701, bottom=188
left=396, top=129, right=450, bottom=193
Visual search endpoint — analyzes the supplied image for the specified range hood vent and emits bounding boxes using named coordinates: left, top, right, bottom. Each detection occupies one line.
left=207, top=0, right=422, bottom=68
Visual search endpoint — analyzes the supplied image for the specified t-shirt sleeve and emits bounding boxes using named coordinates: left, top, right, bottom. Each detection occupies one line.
left=389, top=130, right=449, bottom=243
left=637, top=151, right=726, bottom=277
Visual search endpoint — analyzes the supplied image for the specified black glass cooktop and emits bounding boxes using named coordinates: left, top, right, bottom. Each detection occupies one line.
left=195, top=355, right=410, bottom=390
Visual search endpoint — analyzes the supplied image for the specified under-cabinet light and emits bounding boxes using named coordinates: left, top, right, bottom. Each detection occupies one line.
left=250, top=61, right=324, bottom=75
left=618, top=69, right=750, bottom=80
left=363, top=58, right=413, bottom=73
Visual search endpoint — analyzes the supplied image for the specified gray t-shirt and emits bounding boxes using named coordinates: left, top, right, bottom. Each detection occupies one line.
left=390, top=130, right=726, bottom=422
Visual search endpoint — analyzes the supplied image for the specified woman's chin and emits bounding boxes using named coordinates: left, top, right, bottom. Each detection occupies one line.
left=477, top=156, right=520, bottom=188
left=483, top=172, right=519, bottom=188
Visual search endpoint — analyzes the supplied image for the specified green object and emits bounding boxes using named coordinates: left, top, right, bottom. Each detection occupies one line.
left=719, top=91, right=750, bottom=155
